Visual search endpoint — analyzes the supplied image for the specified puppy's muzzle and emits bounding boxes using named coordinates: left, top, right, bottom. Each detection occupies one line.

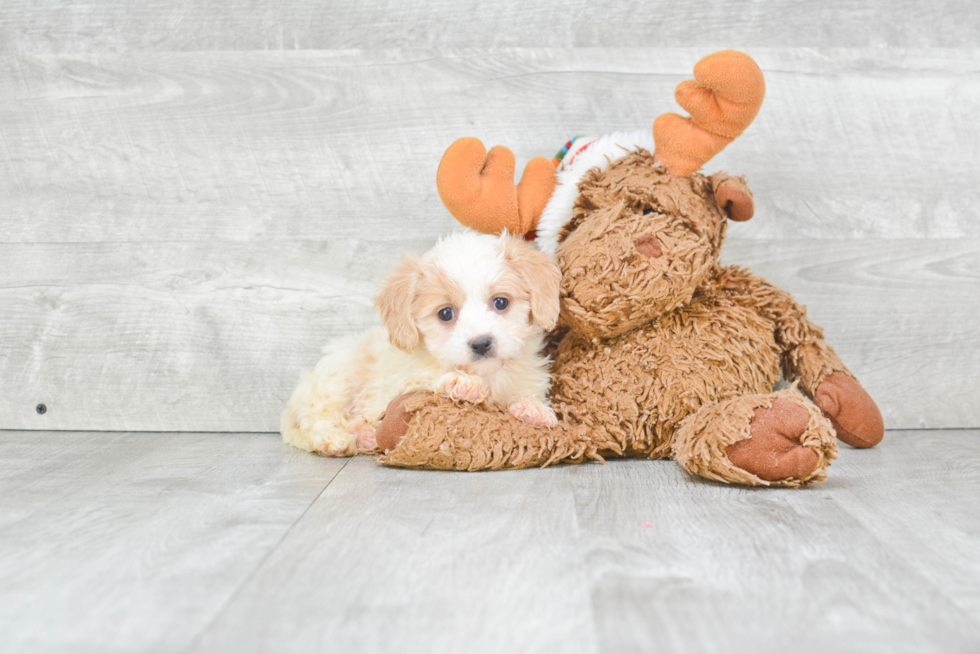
left=469, top=335, right=494, bottom=358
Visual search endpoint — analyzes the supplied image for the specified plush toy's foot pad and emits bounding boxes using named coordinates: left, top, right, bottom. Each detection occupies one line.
left=377, top=391, right=601, bottom=471
left=727, top=399, right=819, bottom=482
left=672, top=390, right=838, bottom=487
left=814, top=373, right=885, bottom=449
left=375, top=392, right=417, bottom=453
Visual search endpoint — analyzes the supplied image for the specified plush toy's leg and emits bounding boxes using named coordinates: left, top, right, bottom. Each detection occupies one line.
left=812, top=373, right=884, bottom=448
left=671, top=390, right=837, bottom=487
left=781, top=335, right=884, bottom=448
left=375, top=392, right=601, bottom=471
left=732, top=271, right=885, bottom=449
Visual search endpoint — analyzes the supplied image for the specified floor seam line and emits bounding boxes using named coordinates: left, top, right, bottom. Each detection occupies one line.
left=179, top=456, right=352, bottom=653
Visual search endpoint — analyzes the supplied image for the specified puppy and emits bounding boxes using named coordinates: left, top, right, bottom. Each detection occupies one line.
left=281, top=231, right=561, bottom=456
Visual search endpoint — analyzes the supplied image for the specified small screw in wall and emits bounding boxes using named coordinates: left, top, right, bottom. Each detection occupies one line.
left=36, top=404, right=47, bottom=415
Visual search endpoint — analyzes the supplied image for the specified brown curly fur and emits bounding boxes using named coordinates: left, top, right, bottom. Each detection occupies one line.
left=381, top=152, right=868, bottom=487
left=378, top=393, right=603, bottom=471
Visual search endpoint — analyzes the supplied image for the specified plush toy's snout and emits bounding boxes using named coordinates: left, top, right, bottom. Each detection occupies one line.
left=556, top=161, right=723, bottom=341
left=634, top=234, right=663, bottom=258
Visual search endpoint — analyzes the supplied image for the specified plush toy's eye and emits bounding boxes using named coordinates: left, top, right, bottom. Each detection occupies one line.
left=438, top=307, right=455, bottom=322
left=493, top=297, right=509, bottom=311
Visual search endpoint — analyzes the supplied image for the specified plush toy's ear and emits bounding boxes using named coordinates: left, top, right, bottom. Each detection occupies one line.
left=654, top=50, right=765, bottom=176
left=374, top=256, right=424, bottom=352
left=711, top=172, right=754, bottom=222
left=502, top=237, right=561, bottom=331
left=437, top=137, right=557, bottom=236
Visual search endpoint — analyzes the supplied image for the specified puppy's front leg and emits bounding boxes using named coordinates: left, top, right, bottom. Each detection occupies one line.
left=437, top=371, right=488, bottom=403
left=507, top=395, right=558, bottom=427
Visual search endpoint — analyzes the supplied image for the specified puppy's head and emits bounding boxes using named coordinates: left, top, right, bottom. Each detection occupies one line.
left=375, top=232, right=560, bottom=374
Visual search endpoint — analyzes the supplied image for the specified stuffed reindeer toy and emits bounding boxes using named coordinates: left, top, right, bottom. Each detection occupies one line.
left=374, top=50, right=884, bottom=486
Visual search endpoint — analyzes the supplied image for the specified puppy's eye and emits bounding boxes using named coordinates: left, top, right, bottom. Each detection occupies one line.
left=493, top=297, right=509, bottom=311
left=437, top=307, right=455, bottom=322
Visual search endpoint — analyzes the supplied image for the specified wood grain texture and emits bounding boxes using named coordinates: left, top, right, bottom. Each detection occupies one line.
left=1, top=49, right=978, bottom=243
left=2, top=239, right=976, bottom=432
left=1, top=1, right=975, bottom=53
left=2, top=5, right=978, bottom=653
left=0, top=430, right=345, bottom=654
left=573, top=431, right=980, bottom=654
left=829, top=432, right=980, bottom=623
left=721, top=238, right=980, bottom=430
left=2, top=429, right=977, bottom=653
left=0, top=238, right=429, bottom=432
left=2, top=22, right=978, bottom=434
left=192, top=430, right=980, bottom=654
left=190, top=454, right=596, bottom=654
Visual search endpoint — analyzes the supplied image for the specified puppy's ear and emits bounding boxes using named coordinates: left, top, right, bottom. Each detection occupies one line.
left=375, top=256, right=423, bottom=353
left=502, top=236, right=561, bottom=331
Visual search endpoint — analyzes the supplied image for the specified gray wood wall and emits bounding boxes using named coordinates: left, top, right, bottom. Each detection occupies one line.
left=2, top=2, right=978, bottom=433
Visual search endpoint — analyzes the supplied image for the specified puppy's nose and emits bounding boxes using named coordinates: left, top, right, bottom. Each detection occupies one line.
left=635, top=234, right=663, bottom=258
left=469, top=335, right=494, bottom=357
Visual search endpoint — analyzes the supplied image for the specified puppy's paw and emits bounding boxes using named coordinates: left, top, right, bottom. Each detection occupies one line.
left=353, top=423, right=378, bottom=454
left=508, top=396, right=558, bottom=427
left=438, top=372, right=488, bottom=403
left=310, top=420, right=358, bottom=457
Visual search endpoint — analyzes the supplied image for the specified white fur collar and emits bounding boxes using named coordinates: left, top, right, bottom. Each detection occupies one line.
left=536, top=129, right=655, bottom=256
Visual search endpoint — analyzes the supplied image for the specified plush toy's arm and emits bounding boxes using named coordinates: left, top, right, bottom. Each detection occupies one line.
left=757, top=284, right=848, bottom=395
left=376, top=392, right=602, bottom=471
left=715, top=266, right=884, bottom=448
left=712, top=267, right=842, bottom=389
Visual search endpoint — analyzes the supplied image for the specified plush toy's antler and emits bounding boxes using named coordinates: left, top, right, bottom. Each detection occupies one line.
left=653, top=50, right=765, bottom=177
left=436, top=137, right=557, bottom=235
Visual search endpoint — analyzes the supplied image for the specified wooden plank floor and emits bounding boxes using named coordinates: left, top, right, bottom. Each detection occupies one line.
left=2, top=429, right=978, bottom=653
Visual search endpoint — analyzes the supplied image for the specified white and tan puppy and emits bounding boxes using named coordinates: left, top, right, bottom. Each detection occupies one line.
left=281, top=232, right=561, bottom=456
